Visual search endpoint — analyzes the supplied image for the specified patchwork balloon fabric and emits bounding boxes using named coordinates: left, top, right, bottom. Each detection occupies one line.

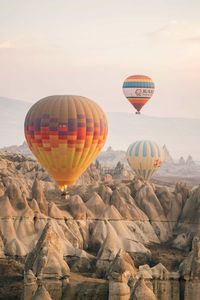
left=24, top=95, right=108, bottom=190
left=123, top=75, right=155, bottom=113
left=126, top=140, right=165, bottom=180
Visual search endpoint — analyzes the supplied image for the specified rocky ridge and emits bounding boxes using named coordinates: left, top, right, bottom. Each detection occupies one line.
left=0, top=151, right=200, bottom=299
left=3, top=142, right=200, bottom=187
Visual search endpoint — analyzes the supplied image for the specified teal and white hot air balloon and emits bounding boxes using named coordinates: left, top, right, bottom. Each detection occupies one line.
left=126, top=140, right=165, bottom=180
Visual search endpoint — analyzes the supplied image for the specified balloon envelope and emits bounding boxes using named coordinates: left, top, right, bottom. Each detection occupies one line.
left=24, top=95, right=108, bottom=190
left=127, top=140, right=165, bottom=180
left=122, top=75, right=155, bottom=113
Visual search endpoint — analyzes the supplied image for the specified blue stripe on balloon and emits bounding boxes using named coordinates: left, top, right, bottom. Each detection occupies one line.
left=128, top=142, right=136, bottom=157
left=135, top=141, right=142, bottom=157
left=131, top=142, right=138, bottom=156
left=128, top=145, right=132, bottom=157
left=123, top=82, right=154, bottom=88
left=149, top=141, right=155, bottom=157
left=128, top=145, right=132, bottom=156
left=143, top=141, right=148, bottom=157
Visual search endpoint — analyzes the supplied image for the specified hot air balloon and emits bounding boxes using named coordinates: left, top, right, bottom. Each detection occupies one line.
left=122, top=75, right=155, bottom=114
left=24, top=95, right=108, bottom=191
left=126, top=140, right=165, bottom=180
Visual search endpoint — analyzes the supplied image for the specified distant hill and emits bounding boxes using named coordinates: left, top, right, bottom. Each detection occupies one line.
left=0, top=97, right=31, bottom=147
left=1, top=97, right=200, bottom=160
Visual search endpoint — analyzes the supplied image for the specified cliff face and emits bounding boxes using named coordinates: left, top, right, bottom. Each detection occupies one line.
left=0, top=151, right=199, bottom=300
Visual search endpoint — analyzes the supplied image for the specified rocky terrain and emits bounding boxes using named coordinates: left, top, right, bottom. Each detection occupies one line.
left=3, top=142, right=200, bottom=187
left=0, top=150, right=200, bottom=299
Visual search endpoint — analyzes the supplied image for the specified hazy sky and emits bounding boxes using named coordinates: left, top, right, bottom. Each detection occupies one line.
left=0, top=0, right=200, bottom=118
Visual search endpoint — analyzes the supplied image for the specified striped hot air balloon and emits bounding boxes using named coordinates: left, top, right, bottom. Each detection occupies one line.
left=122, top=75, right=155, bottom=114
left=126, top=140, right=165, bottom=180
left=24, top=95, right=108, bottom=191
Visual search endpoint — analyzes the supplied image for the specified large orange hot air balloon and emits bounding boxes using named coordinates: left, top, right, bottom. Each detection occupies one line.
left=122, top=75, right=155, bottom=114
left=24, top=95, right=108, bottom=191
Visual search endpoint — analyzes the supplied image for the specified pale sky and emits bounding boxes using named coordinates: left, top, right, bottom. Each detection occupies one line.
left=0, top=0, right=200, bottom=118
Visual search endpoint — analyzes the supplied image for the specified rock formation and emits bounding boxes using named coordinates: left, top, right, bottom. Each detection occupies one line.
left=32, top=284, right=52, bottom=300
left=163, top=145, right=174, bottom=165
left=130, top=277, right=157, bottom=300
left=179, top=236, right=200, bottom=300
left=32, top=179, right=48, bottom=214
left=180, top=236, right=200, bottom=279
left=186, top=155, right=195, bottom=167
left=107, top=249, right=136, bottom=300
left=25, top=221, right=70, bottom=280
left=0, top=151, right=200, bottom=299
